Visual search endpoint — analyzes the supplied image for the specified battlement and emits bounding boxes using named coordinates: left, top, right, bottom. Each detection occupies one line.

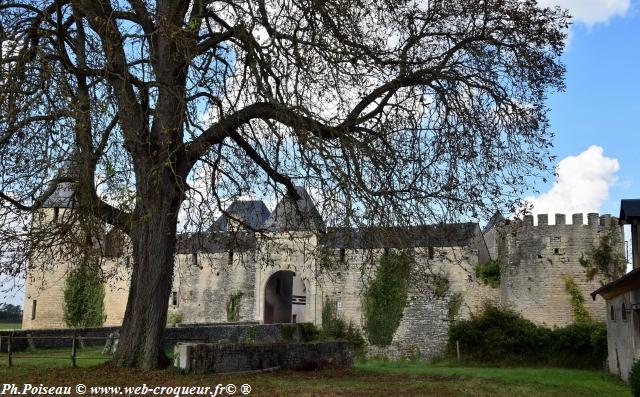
left=517, top=213, right=619, bottom=228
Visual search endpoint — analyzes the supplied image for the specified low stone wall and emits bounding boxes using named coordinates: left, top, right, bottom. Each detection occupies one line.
left=175, top=341, right=354, bottom=374
left=0, top=323, right=310, bottom=352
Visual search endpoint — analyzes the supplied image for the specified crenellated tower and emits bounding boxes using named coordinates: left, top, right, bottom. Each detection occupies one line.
left=485, top=212, right=625, bottom=327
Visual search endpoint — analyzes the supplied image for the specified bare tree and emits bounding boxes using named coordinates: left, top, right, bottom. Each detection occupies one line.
left=0, top=0, right=567, bottom=368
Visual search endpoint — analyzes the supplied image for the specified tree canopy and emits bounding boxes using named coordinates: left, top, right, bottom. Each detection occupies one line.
left=0, top=0, right=568, bottom=368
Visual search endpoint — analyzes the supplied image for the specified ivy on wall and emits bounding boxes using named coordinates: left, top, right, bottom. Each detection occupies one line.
left=476, top=259, right=501, bottom=288
left=563, top=276, right=592, bottom=324
left=363, top=251, right=413, bottom=346
left=447, top=292, right=463, bottom=322
left=432, top=274, right=450, bottom=298
left=63, top=260, right=106, bottom=328
left=226, top=291, right=243, bottom=322
left=579, top=229, right=626, bottom=283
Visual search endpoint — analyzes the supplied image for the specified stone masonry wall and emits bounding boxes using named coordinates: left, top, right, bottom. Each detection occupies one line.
left=320, top=245, right=499, bottom=360
left=175, top=341, right=354, bottom=374
left=500, top=213, right=624, bottom=327
left=173, top=252, right=257, bottom=325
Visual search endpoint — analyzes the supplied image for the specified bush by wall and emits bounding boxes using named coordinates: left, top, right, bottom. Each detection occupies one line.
left=448, top=303, right=607, bottom=369
left=320, top=298, right=365, bottom=356
left=630, top=360, right=640, bottom=397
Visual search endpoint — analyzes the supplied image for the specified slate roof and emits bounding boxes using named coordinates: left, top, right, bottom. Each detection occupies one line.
left=176, top=231, right=257, bottom=254
left=619, top=199, right=640, bottom=224
left=212, top=200, right=271, bottom=231
left=483, top=212, right=505, bottom=233
left=42, top=157, right=78, bottom=208
left=319, top=223, right=481, bottom=249
left=263, top=187, right=325, bottom=231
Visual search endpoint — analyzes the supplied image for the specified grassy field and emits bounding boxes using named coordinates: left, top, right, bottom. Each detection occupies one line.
left=0, top=322, right=21, bottom=330
left=0, top=349, right=630, bottom=396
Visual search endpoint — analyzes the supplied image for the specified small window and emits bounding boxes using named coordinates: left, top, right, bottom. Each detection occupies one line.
left=31, top=300, right=37, bottom=320
left=553, top=248, right=560, bottom=255
left=292, top=314, right=297, bottom=323
left=53, top=207, right=59, bottom=222
left=172, top=291, right=178, bottom=306
left=622, top=303, right=628, bottom=321
left=228, top=251, right=234, bottom=266
left=610, top=305, right=616, bottom=322
left=428, top=247, right=435, bottom=260
left=339, top=248, right=346, bottom=263
left=191, top=253, right=198, bottom=268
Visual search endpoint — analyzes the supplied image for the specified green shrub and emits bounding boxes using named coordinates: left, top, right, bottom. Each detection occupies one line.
left=630, top=360, right=640, bottom=397
left=281, top=324, right=297, bottom=341
left=321, top=298, right=345, bottom=338
left=448, top=302, right=607, bottom=368
left=299, top=323, right=321, bottom=342
left=475, top=259, right=501, bottom=288
left=242, top=325, right=257, bottom=343
left=549, top=322, right=607, bottom=368
left=363, top=251, right=412, bottom=346
left=320, top=298, right=366, bottom=357
left=167, top=310, right=182, bottom=327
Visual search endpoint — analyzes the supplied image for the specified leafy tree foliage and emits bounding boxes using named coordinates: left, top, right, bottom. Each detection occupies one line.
left=0, top=303, right=22, bottom=321
left=0, top=0, right=568, bottom=368
left=63, top=260, right=106, bottom=328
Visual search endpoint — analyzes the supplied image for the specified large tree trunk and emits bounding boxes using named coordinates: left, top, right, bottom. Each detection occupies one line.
left=113, top=173, right=183, bottom=369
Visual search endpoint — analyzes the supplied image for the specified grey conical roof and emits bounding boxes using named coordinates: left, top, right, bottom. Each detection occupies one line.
left=212, top=200, right=271, bottom=231
left=483, top=211, right=505, bottom=233
left=263, top=187, right=325, bottom=231
left=42, top=156, right=77, bottom=208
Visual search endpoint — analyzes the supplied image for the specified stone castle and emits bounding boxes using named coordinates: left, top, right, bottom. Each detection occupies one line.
left=21, top=187, right=625, bottom=358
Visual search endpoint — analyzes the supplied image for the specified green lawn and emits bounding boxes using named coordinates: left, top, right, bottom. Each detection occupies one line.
left=0, top=322, right=21, bottom=330
left=0, top=352, right=630, bottom=396
left=0, top=346, right=109, bottom=368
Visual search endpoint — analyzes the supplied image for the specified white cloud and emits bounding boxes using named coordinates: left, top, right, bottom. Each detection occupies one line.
left=525, top=145, right=619, bottom=222
left=538, top=0, right=630, bottom=26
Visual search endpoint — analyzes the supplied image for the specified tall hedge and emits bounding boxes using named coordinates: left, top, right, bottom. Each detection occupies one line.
left=448, top=303, right=607, bottom=369
left=63, top=260, right=106, bottom=328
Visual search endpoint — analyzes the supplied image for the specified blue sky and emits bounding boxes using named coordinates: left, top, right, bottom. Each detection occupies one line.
left=526, top=0, right=639, bottom=218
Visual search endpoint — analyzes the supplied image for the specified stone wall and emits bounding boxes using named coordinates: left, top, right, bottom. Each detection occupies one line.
left=499, top=213, right=624, bottom=327
left=22, top=258, right=134, bottom=330
left=319, top=246, right=499, bottom=360
left=174, top=341, right=354, bottom=374
left=0, top=323, right=306, bottom=353
left=173, top=251, right=257, bottom=324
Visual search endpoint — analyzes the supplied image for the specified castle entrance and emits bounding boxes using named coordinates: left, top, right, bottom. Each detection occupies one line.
left=263, top=271, right=307, bottom=324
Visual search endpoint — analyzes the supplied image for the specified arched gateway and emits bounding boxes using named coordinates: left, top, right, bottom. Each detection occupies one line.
left=263, top=270, right=307, bottom=324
